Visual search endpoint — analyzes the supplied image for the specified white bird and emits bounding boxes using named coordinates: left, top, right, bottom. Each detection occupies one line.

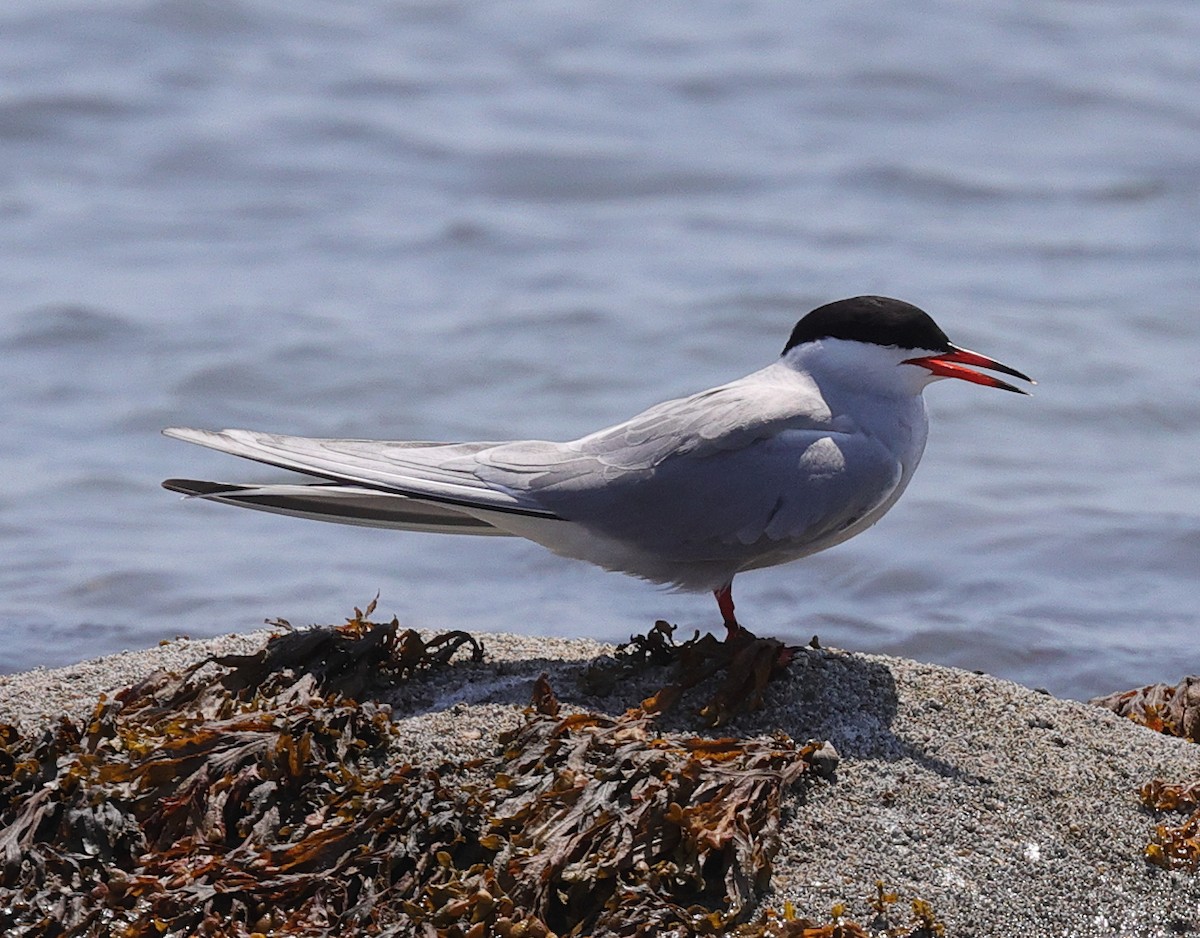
left=163, top=296, right=1032, bottom=637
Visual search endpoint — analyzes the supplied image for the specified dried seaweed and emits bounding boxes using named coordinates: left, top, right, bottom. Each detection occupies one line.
left=730, top=882, right=946, bottom=937
left=489, top=708, right=815, bottom=934
left=1090, top=675, right=1200, bottom=742
left=1143, top=808, right=1200, bottom=871
left=0, top=612, right=831, bottom=937
left=1140, top=780, right=1200, bottom=871
left=1141, top=778, right=1200, bottom=813
left=1093, top=675, right=1200, bottom=871
left=0, top=612, right=487, bottom=936
left=583, top=620, right=795, bottom=726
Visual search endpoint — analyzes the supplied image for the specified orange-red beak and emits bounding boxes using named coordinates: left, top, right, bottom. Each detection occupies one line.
left=904, top=346, right=1035, bottom=394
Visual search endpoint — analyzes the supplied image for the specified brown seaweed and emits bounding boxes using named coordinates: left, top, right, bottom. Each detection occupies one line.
left=1091, top=675, right=1200, bottom=742
left=1093, top=675, right=1200, bottom=872
left=1140, top=779, right=1200, bottom=872
left=488, top=708, right=814, bottom=934
left=0, top=611, right=843, bottom=937
left=584, top=620, right=795, bottom=726
left=729, top=882, right=946, bottom=937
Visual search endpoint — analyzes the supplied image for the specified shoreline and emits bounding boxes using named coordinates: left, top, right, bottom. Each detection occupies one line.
left=2, top=626, right=1198, bottom=935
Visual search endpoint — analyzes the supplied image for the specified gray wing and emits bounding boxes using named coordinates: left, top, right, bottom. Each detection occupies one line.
left=477, top=367, right=901, bottom=556
left=163, top=364, right=830, bottom=507
left=574, top=365, right=839, bottom=468
left=522, top=429, right=904, bottom=560
left=471, top=363, right=842, bottom=484
left=162, top=428, right=564, bottom=518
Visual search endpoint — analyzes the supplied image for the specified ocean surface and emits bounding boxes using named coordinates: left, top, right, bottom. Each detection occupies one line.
left=2, top=1, right=1198, bottom=700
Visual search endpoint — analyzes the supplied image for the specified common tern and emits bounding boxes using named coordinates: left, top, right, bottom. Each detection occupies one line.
left=164, top=296, right=1032, bottom=635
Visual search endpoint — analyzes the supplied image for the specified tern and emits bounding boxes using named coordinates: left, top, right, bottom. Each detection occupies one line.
left=163, top=296, right=1032, bottom=636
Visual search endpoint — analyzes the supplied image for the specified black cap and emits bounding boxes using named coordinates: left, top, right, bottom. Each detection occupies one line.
left=782, top=296, right=952, bottom=356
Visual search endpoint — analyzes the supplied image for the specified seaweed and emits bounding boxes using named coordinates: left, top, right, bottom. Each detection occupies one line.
left=729, top=882, right=946, bottom=937
left=1093, top=675, right=1200, bottom=871
left=1140, top=780, right=1200, bottom=872
left=0, top=610, right=482, bottom=935
left=0, top=611, right=840, bottom=937
left=582, top=621, right=795, bottom=726
left=487, top=708, right=814, bottom=934
left=1091, top=675, right=1200, bottom=742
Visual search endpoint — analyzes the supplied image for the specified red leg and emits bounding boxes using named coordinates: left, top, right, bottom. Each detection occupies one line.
left=713, top=583, right=741, bottom=640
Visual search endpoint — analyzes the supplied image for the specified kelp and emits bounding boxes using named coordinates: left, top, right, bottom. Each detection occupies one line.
left=0, top=611, right=838, bottom=936
left=1140, top=779, right=1200, bottom=872
left=0, top=609, right=484, bottom=935
left=583, top=620, right=795, bottom=726
left=1093, top=675, right=1200, bottom=872
left=730, top=882, right=945, bottom=937
left=1091, top=675, right=1200, bottom=742
left=488, top=704, right=813, bottom=934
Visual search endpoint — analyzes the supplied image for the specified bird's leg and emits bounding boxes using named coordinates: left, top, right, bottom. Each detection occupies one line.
left=713, top=584, right=742, bottom=640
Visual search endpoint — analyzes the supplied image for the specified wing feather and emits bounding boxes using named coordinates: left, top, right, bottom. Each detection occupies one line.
left=162, top=428, right=562, bottom=518
left=162, top=478, right=512, bottom=534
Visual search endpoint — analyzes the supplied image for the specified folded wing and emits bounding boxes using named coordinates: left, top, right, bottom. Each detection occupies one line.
left=162, top=478, right=513, bottom=534
left=162, top=427, right=562, bottom=519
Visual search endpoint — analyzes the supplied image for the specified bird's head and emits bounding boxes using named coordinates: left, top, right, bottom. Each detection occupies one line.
left=782, top=296, right=1034, bottom=397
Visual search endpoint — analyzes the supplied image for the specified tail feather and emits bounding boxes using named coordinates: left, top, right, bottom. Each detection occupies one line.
left=162, top=479, right=513, bottom=535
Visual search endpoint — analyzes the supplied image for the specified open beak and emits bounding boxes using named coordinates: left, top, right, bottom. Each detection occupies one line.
left=904, top=346, right=1035, bottom=395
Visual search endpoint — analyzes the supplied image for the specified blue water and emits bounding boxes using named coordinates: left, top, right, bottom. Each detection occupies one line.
left=2, top=1, right=1198, bottom=700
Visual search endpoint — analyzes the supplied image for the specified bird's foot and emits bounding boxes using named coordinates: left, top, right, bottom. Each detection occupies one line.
left=723, top=618, right=750, bottom=643
left=646, top=627, right=795, bottom=726
left=588, top=616, right=800, bottom=726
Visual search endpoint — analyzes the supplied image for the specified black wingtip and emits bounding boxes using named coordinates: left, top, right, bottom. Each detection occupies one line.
left=163, top=478, right=238, bottom=497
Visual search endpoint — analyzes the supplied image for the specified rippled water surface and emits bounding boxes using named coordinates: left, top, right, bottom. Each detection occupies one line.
left=2, top=1, right=1199, bottom=699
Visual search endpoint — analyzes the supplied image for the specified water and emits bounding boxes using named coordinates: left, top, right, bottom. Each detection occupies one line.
left=1, top=1, right=1198, bottom=700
